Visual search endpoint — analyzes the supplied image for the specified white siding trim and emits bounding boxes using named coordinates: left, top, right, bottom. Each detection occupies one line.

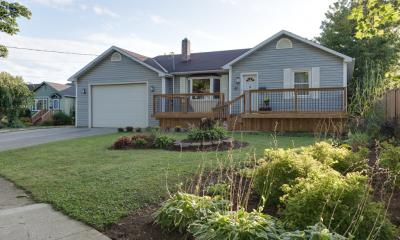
left=75, top=82, right=78, bottom=127
left=311, top=67, right=320, bottom=99
left=88, top=81, right=149, bottom=128
left=228, top=67, right=232, bottom=101
left=343, top=61, right=347, bottom=87
left=179, top=77, right=186, bottom=93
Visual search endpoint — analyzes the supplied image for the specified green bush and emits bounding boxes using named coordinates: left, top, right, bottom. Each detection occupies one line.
left=280, top=223, right=348, bottom=239
left=280, top=170, right=397, bottom=239
left=187, top=126, right=227, bottom=141
left=154, top=192, right=230, bottom=232
left=188, top=209, right=282, bottom=240
left=206, top=183, right=230, bottom=198
left=346, top=132, right=370, bottom=151
left=379, top=142, right=400, bottom=172
left=302, top=142, right=369, bottom=174
left=40, top=119, right=54, bottom=126
left=52, top=112, right=72, bottom=125
left=254, top=148, right=325, bottom=205
left=154, top=135, right=175, bottom=149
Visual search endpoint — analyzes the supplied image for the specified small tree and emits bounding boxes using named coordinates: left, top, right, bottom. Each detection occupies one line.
left=0, top=1, right=32, bottom=57
left=0, top=72, right=32, bottom=126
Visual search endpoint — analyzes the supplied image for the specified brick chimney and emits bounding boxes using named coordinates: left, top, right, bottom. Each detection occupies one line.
left=181, top=38, right=191, bottom=62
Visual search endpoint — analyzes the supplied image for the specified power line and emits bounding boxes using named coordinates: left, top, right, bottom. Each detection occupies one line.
left=4, top=46, right=99, bottom=56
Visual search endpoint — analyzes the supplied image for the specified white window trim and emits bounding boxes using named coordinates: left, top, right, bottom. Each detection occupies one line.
left=33, top=98, right=48, bottom=111
left=189, top=76, right=221, bottom=94
left=240, top=72, right=259, bottom=94
left=292, top=68, right=312, bottom=98
left=276, top=38, right=293, bottom=49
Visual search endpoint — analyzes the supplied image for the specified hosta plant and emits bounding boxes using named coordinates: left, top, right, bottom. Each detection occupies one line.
left=154, top=192, right=230, bottom=232
left=280, top=223, right=348, bottom=240
left=154, top=135, right=175, bottom=149
left=188, top=209, right=283, bottom=240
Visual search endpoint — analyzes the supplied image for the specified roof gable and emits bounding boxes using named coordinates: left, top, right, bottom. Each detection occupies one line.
left=223, top=30, right=353, bottom=69
left=33, top=81, right=69, bottom=93
left=68, top=46, right=167, bottom=81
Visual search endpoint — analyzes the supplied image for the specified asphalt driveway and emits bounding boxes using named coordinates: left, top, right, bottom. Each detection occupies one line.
left=0, top=127, right=115, bottom=151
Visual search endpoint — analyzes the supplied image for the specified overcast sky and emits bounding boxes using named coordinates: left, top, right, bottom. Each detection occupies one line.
left=0, top=0, right=336, bottom=84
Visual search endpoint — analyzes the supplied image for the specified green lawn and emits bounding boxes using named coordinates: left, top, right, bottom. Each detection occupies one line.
left=0, top=132, right=315, bottom=229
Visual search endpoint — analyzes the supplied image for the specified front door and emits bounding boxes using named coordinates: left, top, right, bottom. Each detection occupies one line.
left=241, top=73, right=258, bottom=112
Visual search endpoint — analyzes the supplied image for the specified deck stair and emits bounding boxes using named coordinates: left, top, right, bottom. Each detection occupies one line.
left=31, top=110, right=53, bottom=125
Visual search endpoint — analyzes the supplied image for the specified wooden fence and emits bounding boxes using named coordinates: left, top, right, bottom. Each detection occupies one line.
left=383, top=88, right=400, bottom=121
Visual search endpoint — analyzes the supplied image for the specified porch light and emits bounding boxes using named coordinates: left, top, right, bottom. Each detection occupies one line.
left=81, top=88, right=86, bottom=94
left=235, top=77, right=241, bottom=84
left=150, top=86, right=155, bottom=92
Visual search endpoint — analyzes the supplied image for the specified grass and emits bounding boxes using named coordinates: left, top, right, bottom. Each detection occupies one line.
left=0, top=131, right=315, bottom=229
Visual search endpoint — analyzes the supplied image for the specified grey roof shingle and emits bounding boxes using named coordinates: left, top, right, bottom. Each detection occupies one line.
left=153, top=49, right=250, bottom=73
left=117, top=47, right=167, bottom=73
left=45, top=81, right=70, bottom=92
left=59, top=84, right=76, bottom=97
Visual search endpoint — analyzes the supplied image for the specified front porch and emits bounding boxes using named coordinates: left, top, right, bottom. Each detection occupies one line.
left=153, top=87, right=347, bottom=132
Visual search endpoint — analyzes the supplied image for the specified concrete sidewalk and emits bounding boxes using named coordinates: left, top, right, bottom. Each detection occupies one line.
left=0, top=178, right=110, bottom=240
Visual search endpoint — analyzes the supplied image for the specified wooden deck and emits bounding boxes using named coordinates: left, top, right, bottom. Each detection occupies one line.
left=153, top=88, right=347, bottom=132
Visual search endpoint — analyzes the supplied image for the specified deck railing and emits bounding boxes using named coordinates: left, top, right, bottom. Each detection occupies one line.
left=247, top=87, right=347, bottom=113
left=153, top=93, right=225, bottom=114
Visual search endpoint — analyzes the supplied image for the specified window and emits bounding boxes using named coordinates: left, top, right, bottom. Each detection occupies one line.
left=34, top=99, right=48, bottom=111
left=53, top=99, right=60, bottom=110
left=190, top=77, right=221, bottom=99
left=192, top=79, right=210, bottom=94
left=111, top=52, right=122, bottom=62
left=276, top=38, right=293, bottom=49
left=294, top=71, right=310, bottom=96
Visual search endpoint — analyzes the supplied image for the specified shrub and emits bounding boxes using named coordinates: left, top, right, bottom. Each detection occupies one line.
left=380, top=119, right=400, bottom=140
left=346, top=132, right=370, bottom=151
left=379, top=142, right=400, bottom=172
left=206, top=183, right=230, bottom=198
left=135, top=127, right=142, bottom=132
left=134, top=138, right=147, bottom=147
left=280, top=170, right=396, bottom=239
left=199, top=118, right=215, bottom=130
left=126, top=126, right=133, bottom=132
left=280, top=223, right=348, bottom=239
left=117, top=128, right=124, bottom=132
left=254, top=148, right=325, bottom=205
left=19, top=108, right=31, bottom=118
left=302, top=142, right=369, bottom=174
left=154, top=135, right=175, bottom=149
left=188, top=209, right=282, bottom=240
left=52, top=112, right=72, bottom=125
left=187, top=126, right=227, bottom=141
left=19, top=117, right=32, bottom=126
left=154, top=192, right=230, bottom=232
left=113, top=136, right=132, bottom=149
left=40, top=119, right=54, bottom=126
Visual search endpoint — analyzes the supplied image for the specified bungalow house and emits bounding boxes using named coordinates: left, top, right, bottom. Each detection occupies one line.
left=31, top=82, right=76, bottom=124
left=69, top=30, right=354, bottom=131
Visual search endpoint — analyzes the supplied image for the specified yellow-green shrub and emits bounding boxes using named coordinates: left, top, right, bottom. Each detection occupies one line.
left=379, top=142, right=400, bottom=172
left=254, top=148, right=326, bottom=205
left=281, top=170, right=397, bottom=239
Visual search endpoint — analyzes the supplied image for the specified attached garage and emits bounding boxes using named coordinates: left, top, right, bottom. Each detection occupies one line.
left=90, top=83, right=148, bottom=128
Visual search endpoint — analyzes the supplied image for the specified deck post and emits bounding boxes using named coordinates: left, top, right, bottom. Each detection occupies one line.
left=294, top=89, right=298, bottom=112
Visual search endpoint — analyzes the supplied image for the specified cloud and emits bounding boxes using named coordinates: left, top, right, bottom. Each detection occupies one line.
left=219, top=0, right=240, bottom=5
left=29, top=0, right=74, bottom=8
left=192, top=30, right=223, bottom=41
left=0, top=33, right=171, bottom=84
left=92, top=5, right=119, bottom=18
left=150, top=15, right=169, bottom=24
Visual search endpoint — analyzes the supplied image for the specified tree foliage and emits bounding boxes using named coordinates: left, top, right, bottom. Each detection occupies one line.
left=0, top=72, right=32, bottom=126
left=0, top=0, right=31, bottom=57
left=316, top=0, right=400, bottom=93
left=349, top=0, right=400, bottom=39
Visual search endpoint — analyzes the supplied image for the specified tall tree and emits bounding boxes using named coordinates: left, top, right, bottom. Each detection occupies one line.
left=349, top=0, right=399, bottom=39
left=316, top=0, right=400, bottom=92
left=0, top=1, right=31, bottom=57
left=0, top=72, right=32, bottom=127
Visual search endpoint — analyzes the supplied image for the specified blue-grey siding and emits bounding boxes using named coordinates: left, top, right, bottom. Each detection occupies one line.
left=231, top=35, right=344, bottom=110
left=76, top=51, right=161, bottom=127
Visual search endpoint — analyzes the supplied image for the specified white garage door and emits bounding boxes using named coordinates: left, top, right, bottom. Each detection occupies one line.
left=91, top=83, right=147, bottom=128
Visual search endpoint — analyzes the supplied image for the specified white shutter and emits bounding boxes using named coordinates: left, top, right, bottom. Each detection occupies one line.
left=283, top=68, right=293, bottom=99
left=179, top=77, right=186, bottom=93
left=311, top=67, right=320, bottom=99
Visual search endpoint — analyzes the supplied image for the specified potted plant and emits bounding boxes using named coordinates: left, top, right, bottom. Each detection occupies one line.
left=259, top=96, right=272, bottom=111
